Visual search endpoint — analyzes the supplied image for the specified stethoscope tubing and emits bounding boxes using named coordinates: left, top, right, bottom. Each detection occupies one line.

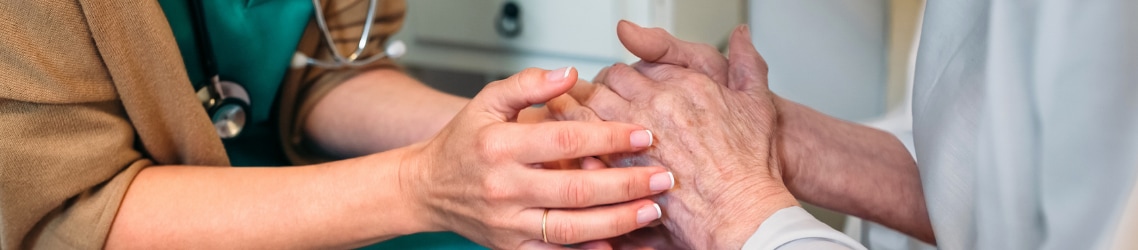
left=307, top=0, right=386, bottom=68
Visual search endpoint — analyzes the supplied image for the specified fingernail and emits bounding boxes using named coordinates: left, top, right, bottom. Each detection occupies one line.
left=630, top=130, right=653, bottom=148
left=637, top=203, right=662, bottom=224
left=546, top=67, right=572, bottom=82
left=649, top=172, right=674, bottom=191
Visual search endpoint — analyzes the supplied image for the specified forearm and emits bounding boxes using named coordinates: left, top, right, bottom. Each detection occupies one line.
left=306, top=69, right=468, bottom=158
left=774, top=97, right=935, bottom=244
left=106, top=145, right=432, bottom=249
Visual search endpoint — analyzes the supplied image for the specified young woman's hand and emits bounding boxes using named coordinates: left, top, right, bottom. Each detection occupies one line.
left=401, top=67, right=675, bottom=249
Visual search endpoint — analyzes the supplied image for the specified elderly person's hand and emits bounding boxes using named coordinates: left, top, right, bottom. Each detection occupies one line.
left=562, top=22, right=799, bottom=249
left=403, top=67, right=675, bottom=249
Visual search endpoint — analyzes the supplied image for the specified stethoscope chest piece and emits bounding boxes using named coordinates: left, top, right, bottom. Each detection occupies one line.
left=197, top=77, right=251, bottom=139
left=187, top=0, right=402, bottom=139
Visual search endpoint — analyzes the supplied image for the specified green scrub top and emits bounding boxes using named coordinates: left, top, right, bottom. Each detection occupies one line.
left=157, top=1, right=484, bottom=248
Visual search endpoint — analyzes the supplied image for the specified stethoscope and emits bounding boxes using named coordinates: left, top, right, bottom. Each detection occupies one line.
left=189, top=0, right=405, bottom=139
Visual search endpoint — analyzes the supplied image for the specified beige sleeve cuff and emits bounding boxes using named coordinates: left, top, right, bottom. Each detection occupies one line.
left=28, top=160, right=149, bottom=249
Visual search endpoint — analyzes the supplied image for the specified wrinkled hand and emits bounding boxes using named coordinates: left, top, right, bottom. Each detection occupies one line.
left=535, top=83, right=691, bottom=250
left=404, top=67, right=674, bottom=249
left=564, top=22, right=799, bottom=249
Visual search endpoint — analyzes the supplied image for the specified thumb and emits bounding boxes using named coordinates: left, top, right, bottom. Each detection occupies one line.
left=474, top=67, right=578, bottom=121
left=616, top=20, right=728, bottom=84
left=726, top=24, right=770, bottom=91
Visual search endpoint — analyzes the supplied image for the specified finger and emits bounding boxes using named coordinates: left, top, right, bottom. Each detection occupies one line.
left=518, top=240, right=578, bottom=250
left=518, top=106, right=553, bottom=123
left=518, top=166, right=673, bottom=208
left=528, top=199, right=662, bottom=245
left=727, top=24, right=770, bottom=91
left=519, top=240, right=614, bottom=250
left=630, top=61, right=693, bottom=83
left=600, top=153, right=656, bottom=169
left=616, top=20, right=729, bottom=84
left=601, top=64, right=655, bottom=102
left=580, top=157, right=606, bottom=170
left=613, top=226, right=679, bottom=249
left=591, top=66, right=611, bottom=84
left=581, top=83, right=631, bottom=122
left=498, top=121, right=654, bottom=163
left=540, top=158, right=581, bottom=170
left=546, top=94, right=602, bottom=122
left=473, top=67, right=578, bottom=121
left=576, top=240, right=615, bottom=250
left=568, top=78, right=599, bottom=104
left=631, top=63, right=721, bottom=93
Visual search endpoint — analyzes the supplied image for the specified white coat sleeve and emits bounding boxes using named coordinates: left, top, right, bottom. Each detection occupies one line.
left=741, top=206, right=867, bottom=250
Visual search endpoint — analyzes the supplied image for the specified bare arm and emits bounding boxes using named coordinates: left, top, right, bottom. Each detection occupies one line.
left=107, top=147, right=426, bottom=249
left=305, top=69, right=468, bottom=158
left=775, top=98, right=935, bottom=244
left=106, top=68, right=671, bottom=249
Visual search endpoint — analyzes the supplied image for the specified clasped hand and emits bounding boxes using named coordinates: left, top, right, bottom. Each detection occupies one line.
left=399, top=67, right=676, bottom=249
left=545, top=21, right=800, bottom=249
left=398, top=21, right=798, bottom=250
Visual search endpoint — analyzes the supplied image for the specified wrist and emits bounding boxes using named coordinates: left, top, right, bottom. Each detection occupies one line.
left=376, top=142, right=441, bottom=234
left=772, top=96, right=809, bottom=188
left=709, top=183, right=799, bottom=250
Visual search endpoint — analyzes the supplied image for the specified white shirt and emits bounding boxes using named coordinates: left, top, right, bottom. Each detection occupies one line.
left=741, top=207, right=865, bottom=250
left=742, top=1, right=1138, bottom=249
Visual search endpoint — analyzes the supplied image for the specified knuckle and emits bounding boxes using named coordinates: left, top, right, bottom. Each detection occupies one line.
left=480, top=80, right=505, bottom=96
left=681, top=73, right=708, bottom=87
left=568, top=108, right=599, bottom=122
left=521, top=67, right=546, bottom=76
left=484, top=216, right=512, bottom=231
left=606, top=126, right=626, bottom=149
left=651, top=94, right=677, bottom=113
left=593, top=66, right=612, bottom=82
left=681, top=73, right=718, bottom=94
left=590, top=105, right=619, bottom=122
left=482, top=175, right=516, bottom=201
left=623, top=175, right=641, bottom=199
left=475, top=126, right=511, bottom=163
left=508, top=76, right=532, bottom=101
left=607, top=209, right=635, bottom=233
left=608, top=64, right=637, bottom=80
left=601, top=65, right=624, bottom=84
left=515, top=68, right=548, bottom=88
left=549, top=218, right=580, bottom=244
left=561, top=177, right=593, bottom=207
left=552, top=127, right=583, bottom=157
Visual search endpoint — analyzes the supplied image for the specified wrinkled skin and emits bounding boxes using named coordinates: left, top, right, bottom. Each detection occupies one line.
left=548, top=22, right=800, bottom=249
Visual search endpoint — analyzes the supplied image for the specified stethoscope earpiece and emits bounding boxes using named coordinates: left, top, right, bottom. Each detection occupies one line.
left=291, top=52, right=310, bottom=69
left=385, top=40, right=406, bottom=59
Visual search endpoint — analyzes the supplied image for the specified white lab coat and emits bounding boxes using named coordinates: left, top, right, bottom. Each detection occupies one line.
left=743, top=1, right=1138, bottom=249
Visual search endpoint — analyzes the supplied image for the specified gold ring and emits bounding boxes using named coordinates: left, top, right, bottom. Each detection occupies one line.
left=542, top=208, right=550, bottom=243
